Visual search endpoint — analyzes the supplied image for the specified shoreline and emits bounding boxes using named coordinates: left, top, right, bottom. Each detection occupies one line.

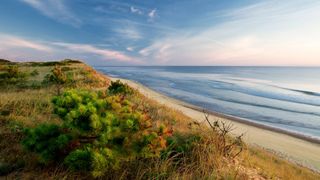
left=110, top=77, right=320, bottom=172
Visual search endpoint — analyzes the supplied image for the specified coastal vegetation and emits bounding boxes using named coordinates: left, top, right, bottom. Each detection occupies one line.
left=0, top=59, right=319, bottom=179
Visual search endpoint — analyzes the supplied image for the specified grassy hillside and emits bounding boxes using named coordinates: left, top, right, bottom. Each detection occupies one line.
left=0, top=60, right=319, bottom=179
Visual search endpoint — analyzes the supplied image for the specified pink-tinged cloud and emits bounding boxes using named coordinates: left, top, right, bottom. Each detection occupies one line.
left=0, top=35, right=51, bottom=52
left=0, top=33, right=138, bottom=63
left=53, top=42, right=135, bottom=62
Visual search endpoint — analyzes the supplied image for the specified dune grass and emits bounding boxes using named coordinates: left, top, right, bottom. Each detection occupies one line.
left=0, top=60, right=319, bottom=179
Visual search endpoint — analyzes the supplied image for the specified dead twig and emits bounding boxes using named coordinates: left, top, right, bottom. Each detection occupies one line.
left=202, top=109, right=244, bottom=159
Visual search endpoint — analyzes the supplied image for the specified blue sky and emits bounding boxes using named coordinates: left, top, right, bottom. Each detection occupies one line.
left=0, top=0, right=320, bottom=66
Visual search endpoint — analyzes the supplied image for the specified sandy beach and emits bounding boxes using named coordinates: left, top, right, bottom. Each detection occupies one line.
left=112, top=77, right=320, bottom=172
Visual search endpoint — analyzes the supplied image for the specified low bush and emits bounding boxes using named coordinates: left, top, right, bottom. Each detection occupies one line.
left=161, top=133, right=201, bottom=160
left=0, top=160, right=25, bottom=176
left=61, top=66, right=73, bottom=71
left=29, top=59, right=82, bottom=67
left=108, top=80, right=133, bottom=95
left=22, top=124, right=72, bottom=163
left=43, top=66, right=68, bottom=95
left=0, top=65, right=27, bottom=85
left=30, top=69, right=39, bottom=76
left=0, top=59, right=15, bottom=65
left=22, top=89, right=171, bottom=177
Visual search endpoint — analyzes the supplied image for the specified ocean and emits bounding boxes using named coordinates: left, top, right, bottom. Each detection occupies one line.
left=95, top=66, right=320, bottom=140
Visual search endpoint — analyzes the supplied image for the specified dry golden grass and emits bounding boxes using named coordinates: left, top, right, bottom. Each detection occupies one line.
left=240, top=146, right=320, bottom=179
left=0, top=60, right=319, bottom=179
left=0, top=89, right=58, bottom=127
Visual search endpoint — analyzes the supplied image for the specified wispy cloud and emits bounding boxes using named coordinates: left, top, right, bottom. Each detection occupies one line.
left=0, top=33, right=54, bottom=61
left=0, top=34, right=51, bottom=52
left=130, top=6, right=143, bottom=15
left=139, top=37, right=179, bottom=63
left=139, top=0, right=320, bottom=65
left=126, top=47, right=134, bottom=51
left=130, top=6, right=158, bottom=22
left=148, top=9, right=157, bottom=18
left=148, top=8, right=157, bottom=22
left=218, top=0, right=312, bottom=20
left=114, top=26, right=142, bottom=40
left=21, top=0, right=82, bottom=27
left=53, top=42, right=134, bottom=62
left=0, top=33, right=137, bottom=63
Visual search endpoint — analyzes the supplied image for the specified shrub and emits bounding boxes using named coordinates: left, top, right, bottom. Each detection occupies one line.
left=0, top=163, right=12, bottom=176
left=30, top=82, right=42, bottom=89
left=61, top=66, right=75, bottom=71
left=30, top=69, right=39, bottom=76
left=40, top=61, right=62, bottom=66
left=162, top=133, right=201, bottom=159
left=0, top=65, right=27, bottom=85
left=32, top=59, right=82, bottom=66
left=62, top=59, right=82, bottom=64
left=108, top=80, right=133, bottom=95
left=43, top=66, right=68, bottom=95
left=64, top=149, right=91, bottom=171
left=30, top=60, right=80, bottom=66
left=0, top=59, right=12, bottom=65
left=22, top=89, right=170, bottom=177
left=22, top=124, right=72, bottom=163
left=7, top=66, right=19, bottom=78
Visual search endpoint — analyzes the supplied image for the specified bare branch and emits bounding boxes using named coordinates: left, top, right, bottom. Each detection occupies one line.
left=202, top=111, right=244, bottom=159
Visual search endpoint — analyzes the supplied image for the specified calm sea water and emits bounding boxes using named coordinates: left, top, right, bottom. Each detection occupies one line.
left=95, top=66, right=320, bottom=139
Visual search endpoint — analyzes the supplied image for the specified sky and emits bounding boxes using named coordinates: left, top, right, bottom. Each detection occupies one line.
left=0, top=0, right=320, bottom=66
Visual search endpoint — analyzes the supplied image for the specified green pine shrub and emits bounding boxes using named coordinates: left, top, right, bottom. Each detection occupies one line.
left=108, top=80, right=133, bottom=95
left=22, top=124, right=72, bottom=163
left=64, top=149, right=91, bottom=171
left=43, top=66, right=68, bottom=95
left=22, top=89, right=171, bottom=177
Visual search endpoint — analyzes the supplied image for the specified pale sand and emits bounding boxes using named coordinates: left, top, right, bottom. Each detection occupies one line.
left=112, top=78, right=320, bottom=172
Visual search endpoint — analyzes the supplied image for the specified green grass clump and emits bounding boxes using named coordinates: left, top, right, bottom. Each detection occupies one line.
left=162, top=133, right=201, bottom=159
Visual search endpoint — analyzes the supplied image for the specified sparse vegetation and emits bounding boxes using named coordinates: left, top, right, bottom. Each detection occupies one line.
left=30, top=69, right=39, bottom=76
left=0, top=59, right=319, bottom=179
left=0, top=65, right=27, bottom=85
